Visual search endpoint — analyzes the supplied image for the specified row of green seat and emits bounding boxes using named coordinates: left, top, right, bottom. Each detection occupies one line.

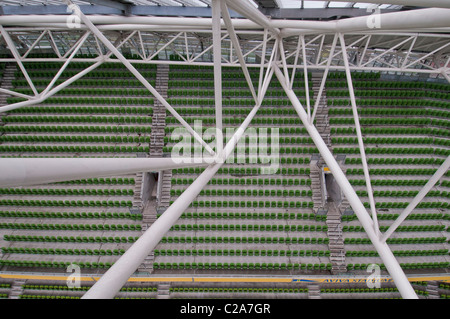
left=165, top=145, right=318, bottom=154
left=13, top=78, right=156, bottom=88
left=321, top=287, right=398, bottom=294
left=165, top=97, right=310, bottom=106
left=7, top=96, right=154, bottom=106
left=153, top=262, right=330, bottom=271
left=336, top=147, right=449, bottom=155
left=330, top=98, right=449, bottom=108
left=341, top=213, right=447, bottom=221
left=14, top=69, right=155, bottom=79
left=22, top=285, right=156, bottom=292
left=15, top=87, right=155, bottom=97
left=344, top=237, right=446, bottom=245
left=0, top=188, right=133, bottom=196
left=167, top=88, right=311, bottom=97
left=327, top=89, right=429, bottom=98
left=170, top=287, right=308, bottom=293
left=0, top=199, right=133, bottom=207
left=0, top=145, right=149, bottom=153
left=0, top=211, right=141, bottom=220
left=0, top=135, right=151, bottom=144
left=0, top=222, right=140, bottom=231
left=330, top=117, right=449, bottom=128
left=345, top=157, right=444, bottom=166
left=347, top=262, right=449, bottom=270
left=0, top=125, right=152, bottom=134
left=3, top=115, right=152, bottom=124
left=3, top=235, right=139, bottom=243
left=175, top=212, right=323, bottom=221
left=175, top=188, right=313, bottom=197
left=329, top=107, right=449, bottom=118
left=345, top=249, right=448, bottom=257
left=165, top=125, right=307, bottom=135
left=168, top=223, right=325, bottom=232
left=355, top=190, right=447, bottom=198
left=1, top=247, right=126, bottom=256
left=331, top=127, right=449, bottom=136
left=363, top=201, right=447, bottom=209
left=0, top=259, right=113, bottom=269
left=160, top=236, right=328, bottom=244
left=186, top=200, right=314, bottom=209
left=326, top=79, right=448, bottom=90
left=349, top=179, right=427, bottom=186
left=343, top=225, right=445, bottom=232
left=347, top=168, right=442, bottom=175
left=11, top=106, right=153, bottom=115
left=155, top=249, right=330, bottom=257
left=165, top=116, right=304, bottom=125
left=173, top=177, right=312, bottom=186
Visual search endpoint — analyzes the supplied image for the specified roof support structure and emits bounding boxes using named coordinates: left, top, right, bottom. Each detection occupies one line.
left=272, top=64, right=418, bottom=300
left=338, top=32, right=379, bottom=235
left=0, top=0, right=448, bottom=300
left=0, top=25, right=38, bottom=96
left=64, top=0, right=216, bottom=157
left=82, top=50, right=275, bottom=300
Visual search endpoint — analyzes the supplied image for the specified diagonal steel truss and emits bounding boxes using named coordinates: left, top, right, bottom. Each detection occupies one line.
left=0, top=0, right=449, bottom=299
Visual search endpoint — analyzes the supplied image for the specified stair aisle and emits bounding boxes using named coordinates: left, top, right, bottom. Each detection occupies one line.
left=327, top=202, right=347, bottom=274
left=8, top=279, right=26, bottom=299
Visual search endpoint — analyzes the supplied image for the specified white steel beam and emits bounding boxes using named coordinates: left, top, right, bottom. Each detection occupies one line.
left=380, top=156, right=450, bottom=243
left=338, top=33, right=379, bottom=234
left=82, top=64, right=275, bottom=300
left=212, top=0, right=224, bottom=158
left=311, top=34, right=338, bottom=125
left=21, top=29, right=47, bottom=59
left=257, top=28, right=268, bottom=96
left=225, top=0, right=281, bottom=35
left=290, top=35, right=302, bottom=91
left=300, top=35, right=311, bottom=120
left=273, top=64, right=417, bottom=300
left=220, top=0, right=258, bottom=104
left=66, top=1, right=216, bottom=157
left=0, top=158, right=213, bottom=188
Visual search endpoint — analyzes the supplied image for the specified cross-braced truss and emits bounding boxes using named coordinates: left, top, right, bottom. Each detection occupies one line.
left=0, top=0, right=449, bottom=299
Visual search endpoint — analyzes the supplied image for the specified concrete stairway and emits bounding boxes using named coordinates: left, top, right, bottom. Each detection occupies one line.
left=8, top=279, right=26, bottom=299
left=158, top=170, right=172, bottom=208
left=156, top=282, right=171, bottom=299
left=310, top=161, right=323, bottom=211
left=149, top=64, right=169, bottom=157
left=327, top=202, right=347, bottom=274
left=426, top=281, right=440, bottom=299
left=132, top=172, right=145, bottom=213
left=0, top=63, right=16, bottom=106
left=307, top=283, right=321, bottom=299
